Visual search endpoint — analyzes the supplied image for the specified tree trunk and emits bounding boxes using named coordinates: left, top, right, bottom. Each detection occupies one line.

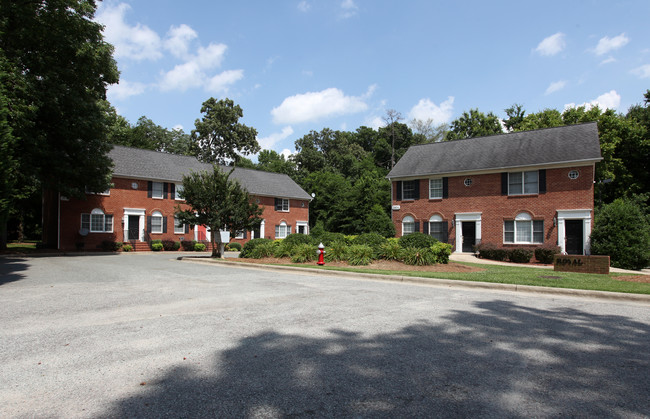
left=211, top=228, right=223, bottom=258
left=41, top=188, right=59, bottom=249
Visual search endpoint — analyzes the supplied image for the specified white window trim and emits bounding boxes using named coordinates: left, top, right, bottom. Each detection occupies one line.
left=276, top=198, right=290, bottom=212
left=174, top=216, right=185, bottom=234
left=428, top=214, right=446, bottom=242
left=402, top=215, right=415, bottom=236
left=235, top=231, right=245, bottom=239
left=151, top=211, right=163, bottom=234
left=503, top=213, right=543, bottom=244
left=275, top=221, right=290, bottom=239
left=175, top=183, right=184, bottom=200
left=429, top=179, right=443, bottom=199
left=85, top=186, right=110, bottom=196
left=152, top=182, right=164, bottom=199
left=296, top=221, right=309, bottom=235
left=83, top=208, right=113, bottom=233
left=508, top=171, right=539, bottom=196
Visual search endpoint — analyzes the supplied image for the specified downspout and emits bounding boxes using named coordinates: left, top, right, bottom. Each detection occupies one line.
left=57, top=192, right=61, bottom=250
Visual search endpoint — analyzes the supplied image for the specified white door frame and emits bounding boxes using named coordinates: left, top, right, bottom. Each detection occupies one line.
left=454, top=212, right=482, bottom=253
left=556, top=209, right=592, bottom=255
left=123, top=208, right=145, bottom=242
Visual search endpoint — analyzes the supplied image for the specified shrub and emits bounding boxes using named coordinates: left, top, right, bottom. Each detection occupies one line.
left=399, top=232, right=438, bottom=249
left=291, top=243, right=317, bottom=263
left=151, top=242, right=163, bottom=251
left=431, top=242, right=453, bottom=264
left=352, top=232, right=387, bottom=249
left=240, top=238, right=273, bottom=258
left=475, top=242, right=508, bottom=261
left=250, top=242, right=276, bottom=259
left=534, top=245, right=560, bottom=264
left=122, top=244, right=133, bottom=252
left=377, top=240, right=402, bottom=261
left=283, top=233, right=317, bottom=247
left=591, top=198, right=650, bottom=270
left=401, top=247, right=437, bottom=266
left=344, top=235, right=357, bottom=245
left=312, top=231, right=346, bottom=246
left=508, top=248, right=533, bottom=263
left=101, top=240, right=122, bottom=252
left=150, top=239, right=162, bottom=250
left=325, top=241, right=348, bottom=262
left=194, top=243, right=206, bottom=251
left=181, top=240, right=196, bottom=251
left=162, top=240, right=178, bottom=251
left=273, top=240, right=294, bottom=258
left=228, top=242, right=242, bottom=251
left=347, top=245, right=374, bottom=266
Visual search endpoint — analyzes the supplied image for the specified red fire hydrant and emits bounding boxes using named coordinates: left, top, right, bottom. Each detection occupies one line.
left=317, top=242, right=326, bottom=265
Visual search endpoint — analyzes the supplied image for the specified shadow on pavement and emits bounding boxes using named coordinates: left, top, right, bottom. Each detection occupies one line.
left=102, top=300, right=650, bottom=417
left=0, top=257, right=29, bottom=286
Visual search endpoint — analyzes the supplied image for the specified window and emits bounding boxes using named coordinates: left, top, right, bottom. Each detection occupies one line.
left=504, top=213, right=543, bottom=244
left=235, top=230, right=245, bottom=239
left=85, top=186, right=110, bottom=196
left=402, top=215, right=415, bottom=235
left=428, top=215, right=447, bottom=243
left=508, top=171, right=538, bottom=195
left=402, top=180, right=418, bottom=200
left=275, top=222, right=291, bottom=239
left=81, top=209, right=113, bottom=233
left=175, top=184, right=184, bottom=200
left=429, top=179, right=443, bottom=199
left=275, top=198, right=289, bottom=212
left=152, top=182, right=164, bottom=199
left=151, top=211, right=163, bottom=234
left=174, top=216, right=185, bottom=234
left=464, top=178, right=473, bottom=187
left=568, top=170, right=579, bottom=179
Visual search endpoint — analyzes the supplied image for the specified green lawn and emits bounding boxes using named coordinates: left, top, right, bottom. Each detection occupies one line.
left=293, top=261, right=650, bottom=295
left=5, top=242, right=39, bottom=253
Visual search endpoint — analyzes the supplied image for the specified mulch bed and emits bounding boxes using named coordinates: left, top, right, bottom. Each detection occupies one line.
left=611, top=275, right=650, bottom=283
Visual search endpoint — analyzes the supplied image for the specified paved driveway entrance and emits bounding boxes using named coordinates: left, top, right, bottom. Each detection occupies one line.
left=1, top=254, right=648, bottom=417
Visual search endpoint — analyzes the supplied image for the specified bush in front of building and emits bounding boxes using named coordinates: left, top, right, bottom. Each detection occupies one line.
left=181, top=240, right=196, bottom=251
left=250, top=241, right=276, bottom=258
left=591, top=197, right=650, bottom=270
left=474, top=243, right=508, bottom=261
left=151, top=242, right=163, bottom=251
left=101, top=240, right=122, bottom=252
left=507, top=248, right=533, bottom=263
left=240, top=238, right=273, bottom=258
left=290, top=243, right=317, bottom=263
left=431, top=242, right=453, bottom=264
left=122, top=244, right=133, bottom=252
left=399, top=232, right=438, bottom=249
left=534, top=245, right=561, bottom=264
left=346, top=245, right=374, bottom=266
left=401, top=247, right=437, bottom=266
left=227, top=242, right=242, bottom=251
left=162, top=240, right=180, bottom=251
left=194, top=243, right=207, bottom=251
left=352, top=233, right=387, bottom=251
left=325, top=241, right=349, bottom=262
left=376, top=239, right=401, bottom=261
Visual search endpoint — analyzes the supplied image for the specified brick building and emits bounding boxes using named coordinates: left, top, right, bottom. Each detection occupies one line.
left=55, top=146, right=311, bottom=251
left=386, top=123, right=602, bottom=255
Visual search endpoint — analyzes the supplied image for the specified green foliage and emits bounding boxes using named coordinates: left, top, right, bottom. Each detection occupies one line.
left=122, top=244, right=133, bottom=252
left=475, top=243, right=508, bottom=261
left=445, top=109, right=503, bottom=141
left=399, top=232, right=438, bottom=249
left=377, top=240, right=402, bottom=261
left=181, top=240, right=196, bottom=251
left=507, top=248, right=533, bottom=263
left=290, top=243, right=317, bottom=263
left=363, top=204, right=396, bottom=238
left=346, top=245, right=373, bottom=266
left=325, top=241, right=349, bottom=262
left=151, top=243, right=163, bottom=251
left=162, top=240, right=179, bottom=251
left=273, top=240, right=294, bottom=258
left=194, top=243, right=207, bottom=252
left=101, top=240, right=122, bottom=252
left=227, top=242, right=242, bottom=251
left=283, top=233, right=317, bottom=247
left=175, top=166, right=263, bottom=257
left=312, top=230, right=346, bottom=246
left=352, top=232, right=387, bottom=248
left=240, top=238, right=273, bottom=258
left=591, top=198, right=650, bottom=270
left=401, top=247, right=437, bottom=266
left=534, top=245, right=561, bottom=264
left=250, top=242, right=276, bottom=259
left=150, top=239, right=162, bottom=250
left=191, top=98, right=259, bottom=165
left=108, top=114, right=193, bottom=156
left=431, top=242, right=453, bottom=264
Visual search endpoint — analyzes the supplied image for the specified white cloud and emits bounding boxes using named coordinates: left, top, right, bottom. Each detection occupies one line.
left=297, top=1, right=310, bottom=12
left=564, top=90, right=621, bottom=111
left=271, top=87, right=370, bottom=124
left=206, top=70, right=245, bottom=93
left=594, top=33, right=629, bottom=56
left=164, top=24, right=198, bottom=59
left=340, top=0, right=358, bottom=18
left=535, top=32, right=566, bottom=56
left=160, top=61, right=203, bottom=91
left=95, top=3, right=162, bottom=60
left=407, top=97, right=455, bottom=124
left=544, top=80, right=567, bottom=95
left=599, top=56, right=616, bottom=65
left=366, top=116, right=384, bottom=130
left=257, top=126, right=294, bottom=150
left=107, top=79, right=147, bottom=100
left=172, top=124, right=184, bottom=131
left=281, top=149, right=293, bottom=160
left=631, top=64, right=650, bottom=79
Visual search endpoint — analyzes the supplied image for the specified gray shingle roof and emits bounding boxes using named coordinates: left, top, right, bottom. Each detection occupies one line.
left=387, top=122, right=602, bottom=179
left=109, top=145, right=312, bottom=200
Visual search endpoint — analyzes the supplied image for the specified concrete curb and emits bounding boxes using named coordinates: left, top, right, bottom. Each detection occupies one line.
left=179, top=257, right=650, bottom=304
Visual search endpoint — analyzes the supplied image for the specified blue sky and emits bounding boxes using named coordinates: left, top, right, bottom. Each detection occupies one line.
left=97, top=0, right=650, bottom=159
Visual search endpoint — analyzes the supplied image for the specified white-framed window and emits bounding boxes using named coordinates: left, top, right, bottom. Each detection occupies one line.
left=275, top=221, right=291, bottom=239
left=81, top=208, right=113, bottom=233
left=504, top=213, right=543, bottom=244
left=508, top=171, right=538, bottom=195
left=568, top=170, right=579, bottom=179
left=428, top=214, right=446, bottom=242
left=464, top=178, right=473, bottom=187
left=429, top=179, right=443, bottom=199
left=402, top=180, right=417, bottom=200
left=174, top=216, right=185, bottom=234
left=151, top=211, right=163, bottom=234
left=85, top=186, right=110, bottom=196
left=152, top=182, right=164, bottom=199
left=175, top=183, right=184, bottom=200
left=402, top=215, right=415, bottom=235
left=275, top=198, right=289, bottom=212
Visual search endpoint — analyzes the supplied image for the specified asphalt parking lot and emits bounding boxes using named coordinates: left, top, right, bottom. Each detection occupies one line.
left=1, top=253, right=649, bottom=418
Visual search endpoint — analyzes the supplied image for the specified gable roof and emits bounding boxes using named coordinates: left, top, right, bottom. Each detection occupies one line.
left=108, top=145, right=312, bottom=200
left=387, top=122, right=602, bottom=179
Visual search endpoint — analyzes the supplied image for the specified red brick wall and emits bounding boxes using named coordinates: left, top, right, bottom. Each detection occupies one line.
left=391, top=166, right=594, bottom=251
left=59, top=177, right=309, bottom=250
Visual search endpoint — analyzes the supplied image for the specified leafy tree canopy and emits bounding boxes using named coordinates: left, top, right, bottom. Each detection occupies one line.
left=445, top=109, right=503, bottom=141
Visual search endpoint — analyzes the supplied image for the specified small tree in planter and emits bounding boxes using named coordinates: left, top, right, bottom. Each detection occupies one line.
left=175, top=166, right=263, bottom=258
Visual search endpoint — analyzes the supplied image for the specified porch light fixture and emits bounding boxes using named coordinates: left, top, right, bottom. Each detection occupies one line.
left=553, top=216, right=557, bottom=226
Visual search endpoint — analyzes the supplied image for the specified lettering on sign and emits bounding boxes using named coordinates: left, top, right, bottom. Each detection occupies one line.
left=555, top=258, right=584, bottom=267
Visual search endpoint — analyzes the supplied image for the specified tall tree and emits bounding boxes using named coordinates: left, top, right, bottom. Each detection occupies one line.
left=445, top=109, right=503, bottom=140
left=383, top=109, right=403, bottom=169
left=192, top=98, right=259, bottom=165
left=1, top=0, right=120, bottom=247
left=409, top=118, right=447, bottom=142
left=175, top=166, right=263, bottom=258
left=503, top=104, right=526, bottom=132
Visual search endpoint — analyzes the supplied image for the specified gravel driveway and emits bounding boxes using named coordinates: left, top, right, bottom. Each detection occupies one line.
left=1, top=253, right=649, bottom=418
